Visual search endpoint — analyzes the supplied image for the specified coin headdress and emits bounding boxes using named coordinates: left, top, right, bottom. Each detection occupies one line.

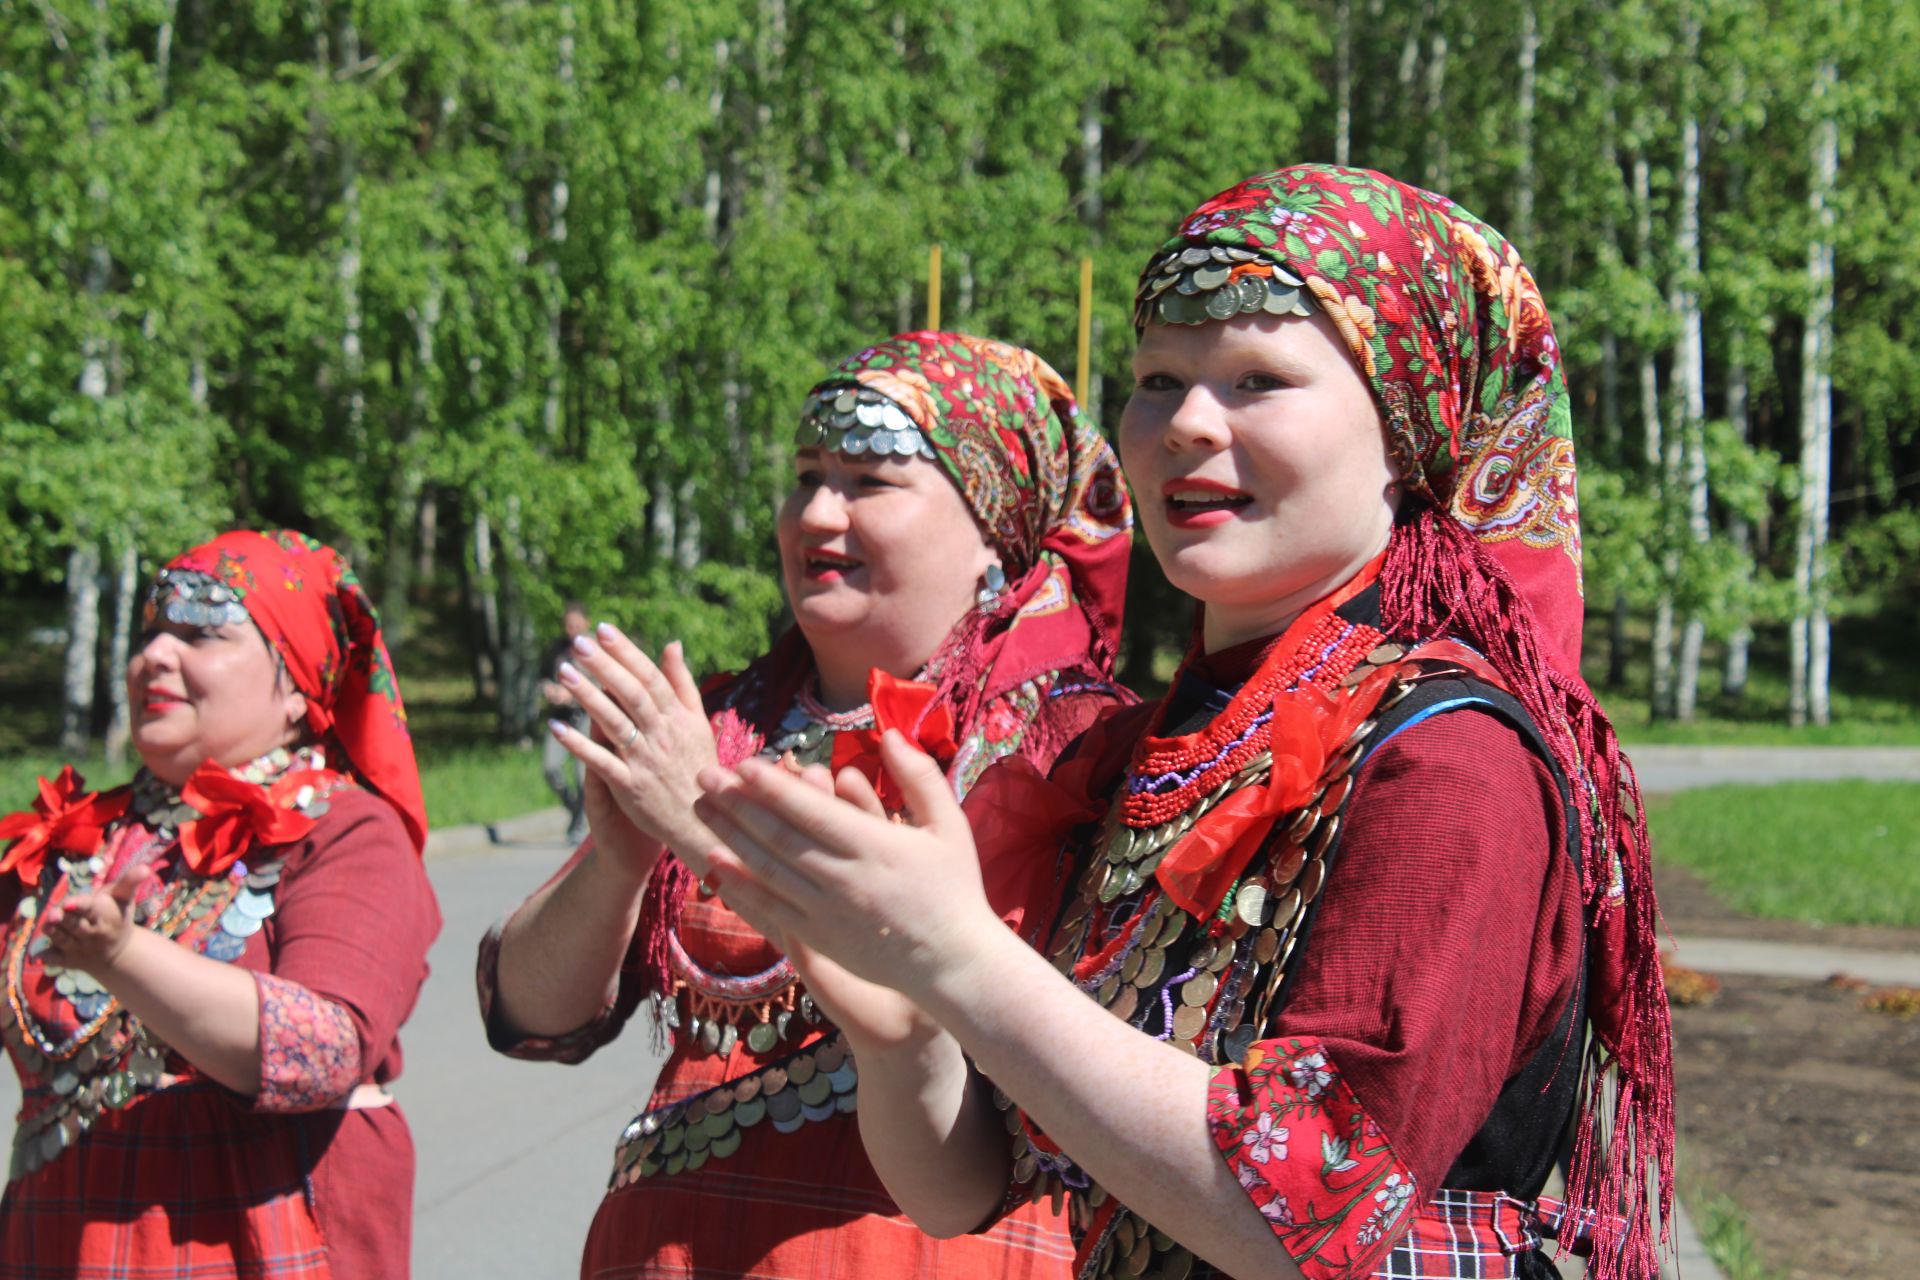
left=153, top=530, right=427, bottom=854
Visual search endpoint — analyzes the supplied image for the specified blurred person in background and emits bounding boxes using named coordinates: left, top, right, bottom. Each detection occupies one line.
left=541, top=601, right=594, bottom=844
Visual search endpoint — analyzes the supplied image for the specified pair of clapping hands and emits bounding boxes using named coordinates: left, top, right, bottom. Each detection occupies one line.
left=548, top=624, right=1004, bottom=1045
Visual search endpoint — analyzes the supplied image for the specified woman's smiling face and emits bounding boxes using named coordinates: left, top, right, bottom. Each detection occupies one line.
left=1119, top=310, right=1399, bottom=651
left=127, top=616, right=308, bottom=785
left=775, top=446, right=995, bottom=664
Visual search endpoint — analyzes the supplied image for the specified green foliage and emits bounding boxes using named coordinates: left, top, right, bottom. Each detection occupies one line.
left=1, top=0, right=1916, bottom=751
left=1647, top=781, right=1920, bottom=927
left=417, top=746, right=558, bottom=831
left=1832, top=506, right=1920, bottom=620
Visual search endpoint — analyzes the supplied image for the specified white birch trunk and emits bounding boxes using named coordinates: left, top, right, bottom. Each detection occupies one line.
left=495, top=496, right=539, bottom=741
left=65, top=0, right=111, bottom=757
left=1334, top=0, right=1353, bottom=167
left=103, top=540, right=138, bottom=767
left=1723, top=357, right=1752, bottom=695
left=337, top=19, right=364, bottom=440
left=471, top=506, right=502, bottom=701
left=1722, top=111, right=1753, bottom=699
left=1080, top=90, right=1105, bottom=423
left=543, top=4, right=573, bottom=442
left=60, top=544, right=102, bottom=758
left=1632, top=148, right=1673, bottom=715
left=1514, top=0, right=1538, bottom=246
left=1792, top=60, right=1837, bottom=727
left=382, top=274, right=443, bottom=645
left=1672, top=46, right=1708, bottom=722
left=1423, top=5, right=1449, bottom=191
left=156, top=0, right=177, bottom=100
left=674, top=477, right=703, bottom=574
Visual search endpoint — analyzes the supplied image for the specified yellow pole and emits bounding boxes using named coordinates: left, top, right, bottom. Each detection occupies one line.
left=1076, top=256, right=1094, bottom=407
left=927, top=245, right=942, bottom=331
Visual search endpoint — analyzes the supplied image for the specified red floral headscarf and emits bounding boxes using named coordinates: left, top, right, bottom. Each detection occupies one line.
left=158, top=530, right=428, bottom=854
left=1141, top=166, right=1670, bottom=1277
left=812, top=331, right=1134, bottom=706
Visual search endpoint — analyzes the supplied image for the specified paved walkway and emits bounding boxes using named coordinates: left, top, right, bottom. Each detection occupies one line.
left=1630, top=744, right=1920, bottom=792
left=1668, top=934, right=1920, bottom=985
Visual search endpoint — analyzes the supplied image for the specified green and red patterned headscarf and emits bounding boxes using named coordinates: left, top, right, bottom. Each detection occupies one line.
left=804, top=331, right=1134, bottom=709
left=156, top=530, right=428, bottom=854
left=1139, top=166, right=1670, bottom=1277
left=1138, top=165, right=1581, bottom=669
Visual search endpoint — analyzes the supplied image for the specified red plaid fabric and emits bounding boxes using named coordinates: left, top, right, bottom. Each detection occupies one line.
left=0, top=1083, right=330, bottom=1278
left=1374, top=1189, right=1605, bottom=1279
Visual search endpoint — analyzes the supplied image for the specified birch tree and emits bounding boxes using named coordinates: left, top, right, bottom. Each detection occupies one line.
left=1790, top=57, right=1838, bottom=727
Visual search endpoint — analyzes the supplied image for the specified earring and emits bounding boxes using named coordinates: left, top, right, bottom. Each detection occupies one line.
left=976, top=563, right=1006, bottom=611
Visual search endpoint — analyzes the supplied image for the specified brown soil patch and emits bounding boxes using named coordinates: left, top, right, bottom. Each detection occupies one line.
left=1672, top=972, right=1920, bottom=1278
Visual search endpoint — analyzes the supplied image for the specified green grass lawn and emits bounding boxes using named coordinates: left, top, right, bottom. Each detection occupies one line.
left=1646, top=781, right=1920, bottom=928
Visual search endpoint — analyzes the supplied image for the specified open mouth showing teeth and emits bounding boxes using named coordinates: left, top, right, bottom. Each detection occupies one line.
left=1166, top=492, right=1251, bottom=512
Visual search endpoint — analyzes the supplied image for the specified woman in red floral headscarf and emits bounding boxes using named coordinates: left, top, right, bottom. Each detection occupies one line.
left=477, top=331, right=1132, bottom=1278
left=692, top=166, right=1674, bottom=1280
left=0, top=530, right=440, bottom=1278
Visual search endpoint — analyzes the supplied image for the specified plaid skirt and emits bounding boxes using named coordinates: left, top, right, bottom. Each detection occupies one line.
left=0, top=1084, right=331, bottom=1279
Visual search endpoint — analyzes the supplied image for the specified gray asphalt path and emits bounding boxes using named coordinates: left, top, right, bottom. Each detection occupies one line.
left=1629, top=744, right=1920, bottom=792
left=1667, top=935, right=1919, bottom=984
left=408, top=810, right=668, bottom=1276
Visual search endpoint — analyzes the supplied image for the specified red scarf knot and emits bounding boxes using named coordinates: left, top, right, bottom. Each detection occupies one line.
left=0, top=767, right=131, bottom=888
left=178, top=763, right=324, bottom=878
left=829, top=670, right=960, bottom=811
left=1154, top=661, right=1407, bottom=919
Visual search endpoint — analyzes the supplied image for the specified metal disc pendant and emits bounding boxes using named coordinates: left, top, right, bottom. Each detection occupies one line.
left=1181, top=971, right=1218, bottom=1007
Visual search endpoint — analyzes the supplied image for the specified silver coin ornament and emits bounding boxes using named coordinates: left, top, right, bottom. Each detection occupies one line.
left=794, top=383, right=936, bottom=461
left=1134, top=242, right=1313, bottom=330
left=150, top=569, right=251, bottom=630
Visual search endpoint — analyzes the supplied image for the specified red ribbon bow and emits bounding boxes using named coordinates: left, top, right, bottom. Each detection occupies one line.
left=178, top=763, right=324, bottom=878
left=829, top=670, right=961, bottom=811
left=0, top=767, right=130, bottom=888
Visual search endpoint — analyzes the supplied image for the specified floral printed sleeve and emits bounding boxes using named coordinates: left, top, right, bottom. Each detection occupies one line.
left=252, top=972, right=364, bottom=1113
left=475, top=917, right=626, bottom=1062
left=1206, top=1037, right=1417, bottom=1280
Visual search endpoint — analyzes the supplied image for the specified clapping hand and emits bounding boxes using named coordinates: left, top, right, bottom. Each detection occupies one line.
left=549, top=625, right=720, bottom=878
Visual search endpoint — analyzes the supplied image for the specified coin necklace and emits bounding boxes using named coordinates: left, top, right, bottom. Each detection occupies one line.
left=668, top=687, right=873, bottom=1057
left=2, top=747, right=325, bottom=1178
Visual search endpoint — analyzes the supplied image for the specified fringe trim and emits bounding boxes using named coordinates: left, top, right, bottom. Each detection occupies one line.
left=1380, top=507, right=1673, bottom=1279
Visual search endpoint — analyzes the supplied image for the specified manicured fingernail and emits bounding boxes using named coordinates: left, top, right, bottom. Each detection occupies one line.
left=572, top=634, right=596, bottom=656
left=557, top=661, right=582, bottom=685
left=548, top=718, right=570, bottom=737
left=701, top=871, right=723, bottom=894
left=596, top=622, right=619, bottom=643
